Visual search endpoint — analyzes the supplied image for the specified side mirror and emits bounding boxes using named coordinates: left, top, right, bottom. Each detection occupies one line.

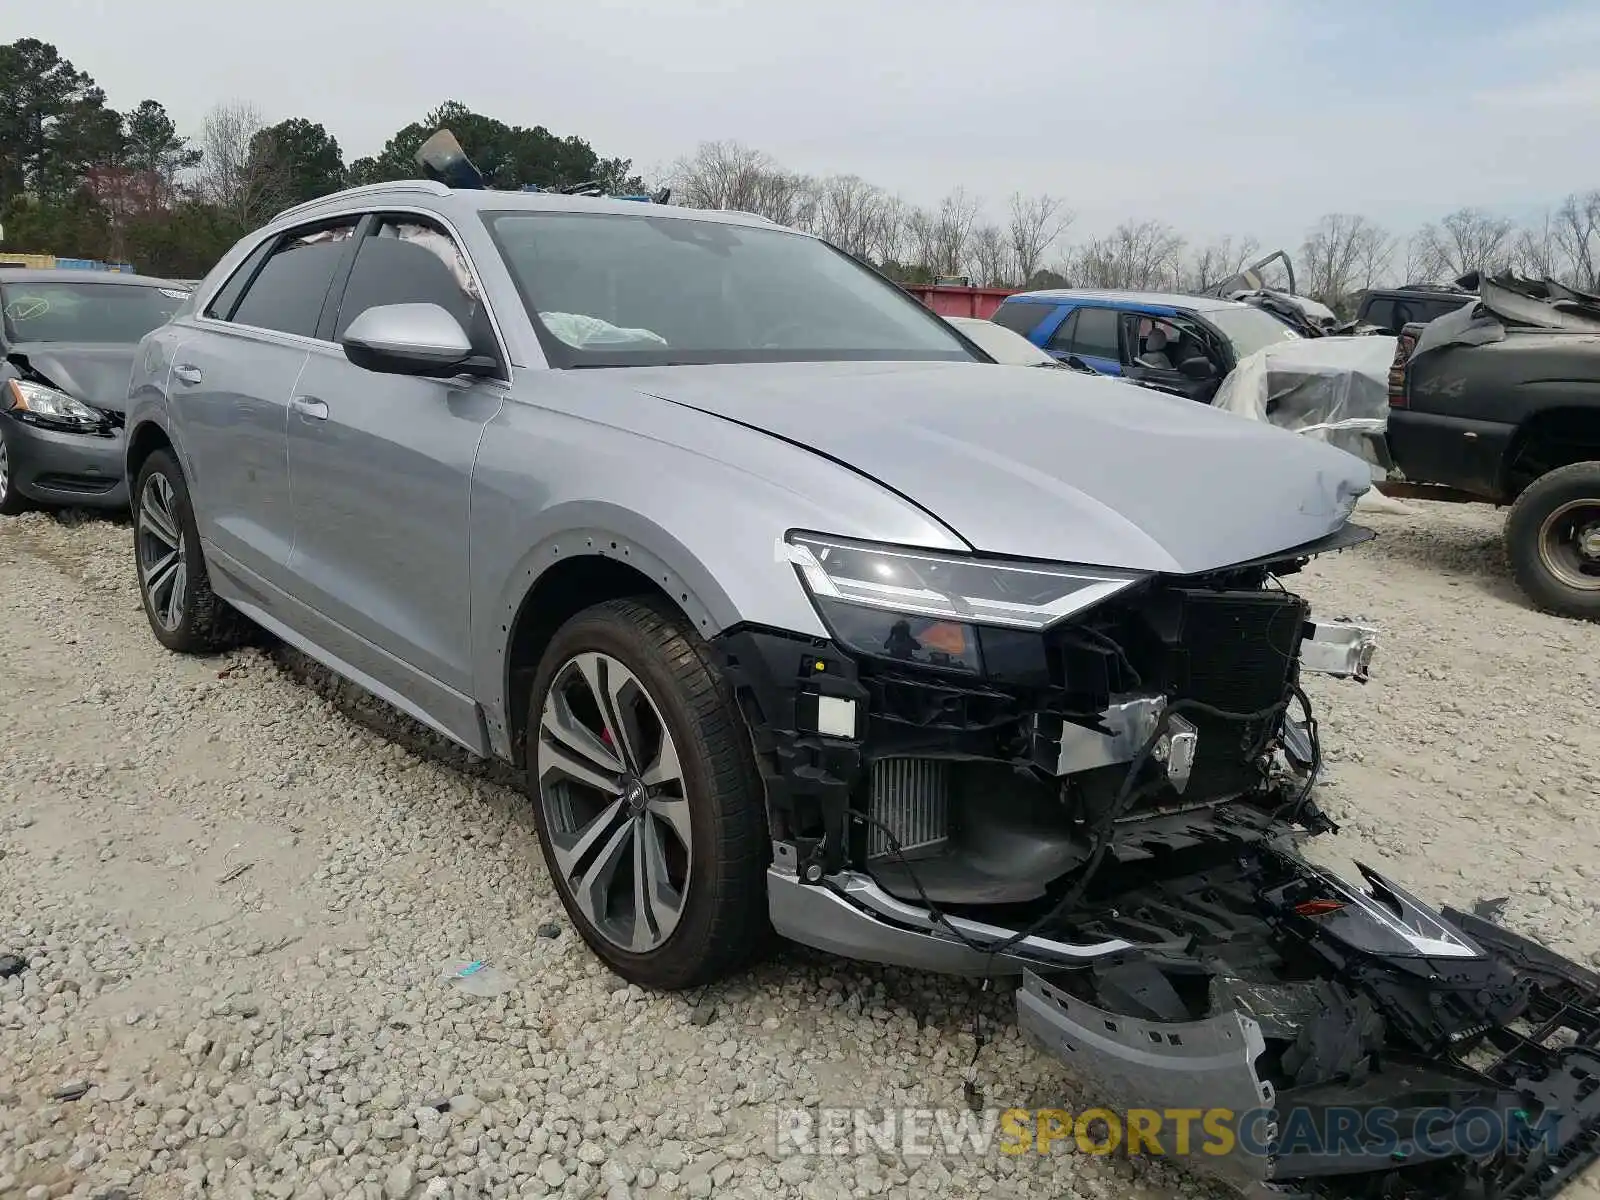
left=340, top=303, right=490, bottom=378
left=1178, top=357, right=1215, bottom=381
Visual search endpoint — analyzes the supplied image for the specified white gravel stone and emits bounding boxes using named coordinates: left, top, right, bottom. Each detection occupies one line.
left=2, top=503, right=1599, bottom=1200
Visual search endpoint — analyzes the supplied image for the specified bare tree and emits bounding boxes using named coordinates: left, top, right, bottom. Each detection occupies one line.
left=1512, top=211, right=1563, bottom=280
left=1413, top=207, right=1514, bottom=282
left=810, top=174, right=890, bottom=259
left=1180, top=234, right=1260, bottom=292
left=1554, top=191, right=1600, bottom=289
left=1007, top=192, right=1071, bottom=286
left=1074, top=220, right=1185, bottom=290
left=864, top=194, right=910, bottom=269
left=928, top=188, right=981, bottom=278
left=966, top=223, right=1014, bottom=286
left=1299, top=213, right=1391, bottom=305
left=197, top=100, right=279, bottom=225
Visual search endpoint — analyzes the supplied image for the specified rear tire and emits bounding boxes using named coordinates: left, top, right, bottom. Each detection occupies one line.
left=1505, top=460, right=1600, bottom=622
left=133, top=449, right=249, bottom=652
left=524, top=597, right=769, bottom=990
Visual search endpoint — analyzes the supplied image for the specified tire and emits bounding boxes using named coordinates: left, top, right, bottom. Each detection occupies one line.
left=1504, top=460, right=1600, bottom=622
left=132, top=449, right=249, bottom=653
left=525, top=597, right=769, bottom=990
left=0, top=424, right=35, bottom=516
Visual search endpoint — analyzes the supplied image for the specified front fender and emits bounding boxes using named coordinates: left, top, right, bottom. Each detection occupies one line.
left=467, top=378, right=967, bottom=761
left=123, top=329, right=192, bottom=483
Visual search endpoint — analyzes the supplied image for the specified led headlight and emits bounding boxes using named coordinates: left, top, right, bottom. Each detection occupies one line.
left=780, top=532, right=1146, bottom=675
left=3, top=379, right=107, bottom=432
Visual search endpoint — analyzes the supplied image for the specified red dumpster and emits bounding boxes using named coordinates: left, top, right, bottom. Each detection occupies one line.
left=901, top=284, right=1020, bottom=320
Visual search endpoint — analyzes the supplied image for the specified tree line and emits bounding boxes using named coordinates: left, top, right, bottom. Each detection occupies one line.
left=0, top=39, right=643, bottom=277
left=668, top=141, right=1600, bottom=312
left=4, top=35, right=1599, bottom=312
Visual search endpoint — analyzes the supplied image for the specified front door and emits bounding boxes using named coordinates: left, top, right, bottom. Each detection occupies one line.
left=283, top=214, right=505, bottom=734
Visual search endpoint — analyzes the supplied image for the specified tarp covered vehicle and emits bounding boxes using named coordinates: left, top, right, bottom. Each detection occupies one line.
left=1213, top=335, right=1398, bottom=478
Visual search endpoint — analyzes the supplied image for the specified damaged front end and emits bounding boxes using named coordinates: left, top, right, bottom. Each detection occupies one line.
left=714, top=528, right=1600, bottom=1198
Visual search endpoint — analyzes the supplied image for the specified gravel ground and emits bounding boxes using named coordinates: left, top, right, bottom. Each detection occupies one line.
left=1, top=501, right=1599, bottom=1200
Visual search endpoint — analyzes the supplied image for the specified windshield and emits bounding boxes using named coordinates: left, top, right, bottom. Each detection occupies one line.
left=1203, top=304, right=1303, bottom=360
left=482, top=210, right=978, bottom=367
left=1, top=280, right=187, bottom=345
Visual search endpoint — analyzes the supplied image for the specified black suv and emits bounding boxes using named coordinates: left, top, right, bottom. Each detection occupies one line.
left=1354, top=283, right=1475, bottom=335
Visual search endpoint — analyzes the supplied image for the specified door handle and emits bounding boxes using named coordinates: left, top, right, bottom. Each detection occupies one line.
left=290, top=395, right=329, bottom=421
left=173, top=363, right=203, bottom=386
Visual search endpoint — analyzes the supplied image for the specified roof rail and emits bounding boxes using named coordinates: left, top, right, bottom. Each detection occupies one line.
left=271, top=179, right=453, bottom=224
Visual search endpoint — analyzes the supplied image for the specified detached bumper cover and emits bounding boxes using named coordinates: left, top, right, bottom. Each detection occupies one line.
left=1016, top=850, right=1600, bottom=1198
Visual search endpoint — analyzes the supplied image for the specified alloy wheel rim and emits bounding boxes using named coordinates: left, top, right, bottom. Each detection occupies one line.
left=536, top=652, right=691, bottom=952
left=0, top=435, right=9, bottom=503
left=1537, top=499, right=1600, bottom=592
left=137, top=473, right=188, bottom=630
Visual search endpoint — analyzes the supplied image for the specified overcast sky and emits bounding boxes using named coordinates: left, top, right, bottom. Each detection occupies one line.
left=26, top=0, right=1600, bottom=249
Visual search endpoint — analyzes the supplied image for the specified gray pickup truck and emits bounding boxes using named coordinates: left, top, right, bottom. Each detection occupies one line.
left=1386, top=275, right=1600, bottom=621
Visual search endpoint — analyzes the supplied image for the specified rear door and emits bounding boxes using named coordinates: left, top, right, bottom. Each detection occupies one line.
left=282, top=211, right=505, bottom=742
left=172, top=219, right=358, bottom=590
left=1044, top=305, right=1124, bottom=374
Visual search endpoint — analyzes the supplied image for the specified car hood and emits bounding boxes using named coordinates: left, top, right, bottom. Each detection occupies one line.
left=622, top=360, right=1371, bottom=574
left=5, top=342, right=137, bottom=414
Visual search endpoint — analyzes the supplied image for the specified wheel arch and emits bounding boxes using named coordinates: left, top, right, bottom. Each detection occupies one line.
left=1504, top=407, right=1600, bottom=497
left=124, top=419, right=174, bottom=493
left=492, top=524, right=735, bottom=769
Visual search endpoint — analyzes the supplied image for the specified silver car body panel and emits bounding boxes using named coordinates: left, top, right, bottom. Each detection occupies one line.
left=127, top=183, right=1370, bottom=765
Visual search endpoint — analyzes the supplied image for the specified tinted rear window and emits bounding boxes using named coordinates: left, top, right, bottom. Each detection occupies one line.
left=992, top=301, right=1053, bottom=337
left=1, top=281, right=186, bottom=344
left=229, top=226, right=355, bottom=338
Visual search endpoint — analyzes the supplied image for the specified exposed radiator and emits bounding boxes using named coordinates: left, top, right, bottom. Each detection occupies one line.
left=867, top=757, right=951, bottom=860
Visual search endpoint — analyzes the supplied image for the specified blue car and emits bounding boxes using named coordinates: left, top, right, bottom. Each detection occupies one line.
left=991, top=288, right=1303, bottom=402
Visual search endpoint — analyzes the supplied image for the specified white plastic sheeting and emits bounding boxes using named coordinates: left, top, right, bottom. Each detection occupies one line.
left=1212, top=335, right=1398, bottom=476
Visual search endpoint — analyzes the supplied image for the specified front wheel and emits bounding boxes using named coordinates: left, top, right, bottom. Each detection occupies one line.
left=525, top=598, right=769, bottom=990
left=1505, top=460, right=1600, bottom=622
left=0, top=424, right=35, bottom=516
left=133, top=449, right=249, bottom=652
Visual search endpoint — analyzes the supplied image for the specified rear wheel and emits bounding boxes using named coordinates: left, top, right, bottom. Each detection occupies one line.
left=525, top=598, right=769, bottom=990
left=1505, top=460, right=1600, bottom=622
left=133, top=449, right=248, bottom=652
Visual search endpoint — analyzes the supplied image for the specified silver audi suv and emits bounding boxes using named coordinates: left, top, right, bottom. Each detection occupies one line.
left=123, top=165, right=1600, bottom=1195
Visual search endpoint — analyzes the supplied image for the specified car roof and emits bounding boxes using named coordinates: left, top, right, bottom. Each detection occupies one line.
left=1001, top=288, right=1241, bottom=313
left=0, top=268, right=185, bottom=288
left=267, top=179, right=783, bottom=234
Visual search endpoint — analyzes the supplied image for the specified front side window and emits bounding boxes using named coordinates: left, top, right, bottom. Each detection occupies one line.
left=1, top=280, right=187, bottom=345
left=482, top=210, right=978, bottom=367
left=1068, top=306, right=1122, bottom=360
left=227, top=222, right=356, bottom=338
left=332, top=217, right=497, bottom=364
